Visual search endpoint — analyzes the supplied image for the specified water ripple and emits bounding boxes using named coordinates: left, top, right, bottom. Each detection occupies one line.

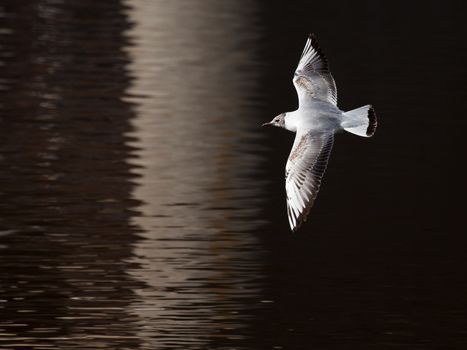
left=0, top=0, right=267, bottom=349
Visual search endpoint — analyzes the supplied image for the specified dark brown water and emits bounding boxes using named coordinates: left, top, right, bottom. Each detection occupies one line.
left=0, top=1, right=466, bottom=349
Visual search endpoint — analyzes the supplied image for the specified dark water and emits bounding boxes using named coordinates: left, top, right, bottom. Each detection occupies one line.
left=0, top=0, right=466, bottom=349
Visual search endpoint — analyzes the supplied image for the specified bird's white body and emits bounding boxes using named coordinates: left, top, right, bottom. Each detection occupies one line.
left=284, top=101, right=343, bottom=133
left=263, top=34, right=377, bottom=232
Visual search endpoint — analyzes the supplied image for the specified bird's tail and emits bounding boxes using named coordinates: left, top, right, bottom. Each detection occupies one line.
left=341, top=105, right=377, bottom=137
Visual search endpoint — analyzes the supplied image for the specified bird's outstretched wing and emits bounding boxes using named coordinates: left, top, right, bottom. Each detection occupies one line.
left=293, top=34, right=337, bottom=106
left=285, top=131, right=334, bottom=231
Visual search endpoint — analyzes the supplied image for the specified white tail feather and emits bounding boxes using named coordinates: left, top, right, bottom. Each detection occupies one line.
left=341, top=105, right=377, bottom=137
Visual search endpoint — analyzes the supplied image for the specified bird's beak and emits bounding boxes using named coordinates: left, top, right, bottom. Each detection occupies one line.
left=261, top=122, right=272, bottom=127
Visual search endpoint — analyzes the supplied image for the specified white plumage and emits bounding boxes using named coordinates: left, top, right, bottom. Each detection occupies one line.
left=262, top=34, right=377, bottom=232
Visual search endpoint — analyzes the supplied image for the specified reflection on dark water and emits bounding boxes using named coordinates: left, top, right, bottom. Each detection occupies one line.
left=0, top=0, right=267, bottom=349
left=124, top=1, right=267, bottom=348
left=1, top=0, right=467, bottom=349
left=0, top=1, right=144, bottom=349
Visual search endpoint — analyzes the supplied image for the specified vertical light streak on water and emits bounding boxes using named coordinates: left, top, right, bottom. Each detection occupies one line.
left=124, top=0, right=268, bottom=347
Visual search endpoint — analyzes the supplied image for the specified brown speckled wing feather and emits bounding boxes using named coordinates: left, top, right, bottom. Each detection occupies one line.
left=293, top=34, right=337, bottom=106
left=285, top=132, right=334, bottom=231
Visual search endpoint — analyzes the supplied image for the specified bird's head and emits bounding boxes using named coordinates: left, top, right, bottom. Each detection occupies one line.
left=262, top=113, right=286, bottom=129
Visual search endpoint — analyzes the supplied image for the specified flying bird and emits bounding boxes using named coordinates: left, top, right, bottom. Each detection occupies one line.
left=262, top=34, right=377, bottom=232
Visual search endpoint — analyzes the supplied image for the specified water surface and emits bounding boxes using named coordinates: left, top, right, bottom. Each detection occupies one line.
left=0, top=0, right=466, bottom=349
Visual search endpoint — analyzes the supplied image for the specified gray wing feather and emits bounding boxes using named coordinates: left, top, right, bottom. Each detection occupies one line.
left=293, top=34, right=337, bottom=106
left=285, top=132, right=334, bottom=231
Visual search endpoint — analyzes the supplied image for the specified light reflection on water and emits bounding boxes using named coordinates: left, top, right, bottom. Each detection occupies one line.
left=124, top=0, right=268, bottom=347
left=3, top=0, right=466, bottom=349
left=0, top=0, right=268, bottom=349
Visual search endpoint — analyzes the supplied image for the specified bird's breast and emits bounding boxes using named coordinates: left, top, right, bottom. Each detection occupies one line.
left=298, top=108, right=342, bottom=132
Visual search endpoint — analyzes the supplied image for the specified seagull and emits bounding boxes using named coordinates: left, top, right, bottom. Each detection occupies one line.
left=262, top=34, right=377, bottom=232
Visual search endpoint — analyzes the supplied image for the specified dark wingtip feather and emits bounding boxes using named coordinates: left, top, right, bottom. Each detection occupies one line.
left=306, top=33, right=329, bottom=70
left=293, top=203, right=313, bottom=232
left=366, top=106, right=377, bottom=136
